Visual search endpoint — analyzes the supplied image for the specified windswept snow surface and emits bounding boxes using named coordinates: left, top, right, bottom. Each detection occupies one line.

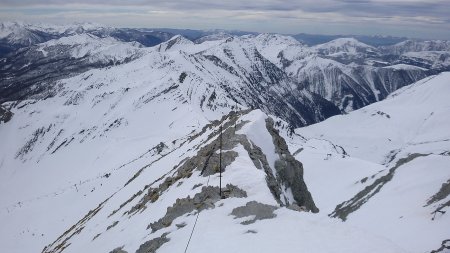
left=0, top=106, right=405, bottom=253
left=0, top=51, right=409, bottom=253
left=38, top=34, right=143, bottom=60
left=1, top=24, right=450, bottom=253
left=292, top=72, right=450, bottom=252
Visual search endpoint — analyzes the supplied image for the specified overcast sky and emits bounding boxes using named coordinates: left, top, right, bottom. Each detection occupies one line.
left=0, top=0, right=449, bottom=39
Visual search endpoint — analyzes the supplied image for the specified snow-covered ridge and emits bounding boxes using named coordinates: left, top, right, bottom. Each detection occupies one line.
left=1, top=21, right=450, bottom=253
left=0, top=21, right=109, bottom=39
left=313, top=37, right=377, bottom=55
left=37, top=33, right=143, bottom=60
left=292, top=72, right=450, bottom=252
left=194, top=32, right=232, bottom=43
left=3, top=22, right=447, bottom=115
left=384, top=39, right=450, bottom=55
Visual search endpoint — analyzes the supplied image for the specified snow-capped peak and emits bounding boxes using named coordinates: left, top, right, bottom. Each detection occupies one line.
left=255, top=33, right=303, bottom=47
left=37, top=33, right=143, bottom=61
left=195, top=32, right=232, bottom=43
left=157, top=34, right=194, bottom=52
left=383, top=39, right=450, bottom=55
left=313, top=37, right=376, bottom=55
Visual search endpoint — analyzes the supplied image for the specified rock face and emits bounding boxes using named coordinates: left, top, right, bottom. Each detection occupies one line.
left=231, top=201, right=278, bottom=225
left=0, top=105, right=12, bottom=123
left=4, top=24, right=449, bottom=128
left=265, top=118, right=319, bottom=213
left=135, top=233, right=169, bottom=253
left=330, top=153, right=429, bottom=221
left=34, top=108, right=319, bottom=253
left=430, top=239, right=450, bottom=253
left=292, top=63, right=428, bottom=111
left=110, top=247, right=128, bottom=253
left=0, top=34, right=143, bottom=103
left=148, top=185, right=247, bottom=233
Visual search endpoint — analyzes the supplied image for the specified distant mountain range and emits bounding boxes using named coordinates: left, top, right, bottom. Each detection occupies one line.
left=1, top=21, right=450, bottom=253
left=0, top=21, right=417, bottom=56
left=1, top=22, right=449, bottom=126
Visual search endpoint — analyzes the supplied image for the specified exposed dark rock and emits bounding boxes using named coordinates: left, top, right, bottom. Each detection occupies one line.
left=128, top=188, right=160, bottom=215
left=178, top=72, right=187, bottom=83
left=135, top=233, right=169, bottom=253
left=238, top=133, right=284, bottom=206
left=122, top=112, right=249, bottom=216
left=359, top=177, right=368, bottom=184
left=92, top=233, right=101, bottom=241
left=106, top=221, right=119, bottom=231
left=192, top=183, right=203, bottom=190
left=0, top=41, right=141, bottom=104
left=231, top=201, right=278, bottom=225
left=16, top=125, right=52, bottom=159
left=331, top=153, right=429, bottom=221
left=155, top=142, right=168, bottom=154
left=0, top=104, right=13, bottom=123
left=175, top=222, right=187, bottom=229
left=292, top=148, right=304, bottom=156
left=109, top=247, right=127, bottom=253
left=42, top=200, right=107, bottom=253
left=430, top=239, right=450, bottom=253
left=109, top=189, right=144, bottom=218
left=287, top=203, right=310, bottom=212
left=432, top=200, right=450, bottom=220
left=426, top=179, right=450, bottom=206
left=148, top=185, right=247, bottom=233
left=265, top=118, right=319, bottom=213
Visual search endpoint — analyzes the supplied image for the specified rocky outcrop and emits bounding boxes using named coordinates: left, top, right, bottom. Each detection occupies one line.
left=330, top=153, right=429, bottom=221
left=231, top=201, right=278, bottom=225
left=426, top=179, right=450, bottom=206
left=0, top=104, right=12, bottom=123
left=135, top=233, right=169, bottom=253
left=148, top=185, right=247, bottom=233
left=109, top=247, right=128, bottom=253
left=265, top=118, right=319, bottom=213
left=430, top=239, right=450, bottom=253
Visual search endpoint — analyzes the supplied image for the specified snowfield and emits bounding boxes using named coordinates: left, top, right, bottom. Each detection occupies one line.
left=1, top=24, right=450, bottom=253
left=293, top=72, right=450, bottom=252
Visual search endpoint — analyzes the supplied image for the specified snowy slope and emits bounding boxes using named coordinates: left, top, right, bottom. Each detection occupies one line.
left=3, top=22, right=447, bottom=115
left=243, top=36, right=431, bottom=112
left=0, top=39, right=416, bottom=252
left=1, top=31, right=340, bottom=126
left=0, top=103, right=404, bottom=253
left=37, top=33, right=144, bottom=61
left=0, top=34, right=145, bottom=103
left=383, top=39, right=450, bottom=55
left=2, top=23, right=450, bottom=253
left=312, top=37, right=378, bottom=56
left=0, top=21, right=110, bottom=46
left=292, top=72, right=450, bottom=252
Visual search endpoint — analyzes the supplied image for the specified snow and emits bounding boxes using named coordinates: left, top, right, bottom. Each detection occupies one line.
left=348, top=155, right=450, bottom=252
left=0, top=21, right=110, bottom=44
left=297, top=73, right=450, bottom=163
left=383, top=63, right=427, bottom=71
left=293, top=72, right=450, bottom=252
left=1, top=24, right=450, bottom=253
left=313, top=37, right=376, bottom=55
left=156, top=207, right=406, bottom=253
left=36, top=33, right=143, bottom=61
left=385, top=39, right=450, bottom=54
left=238, top=110, right=277, bottom=170
left=195, top=32, right=232, bottom=43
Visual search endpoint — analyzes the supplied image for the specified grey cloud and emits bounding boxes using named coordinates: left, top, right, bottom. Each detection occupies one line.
left=1, top=0, right=449, bottom=28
